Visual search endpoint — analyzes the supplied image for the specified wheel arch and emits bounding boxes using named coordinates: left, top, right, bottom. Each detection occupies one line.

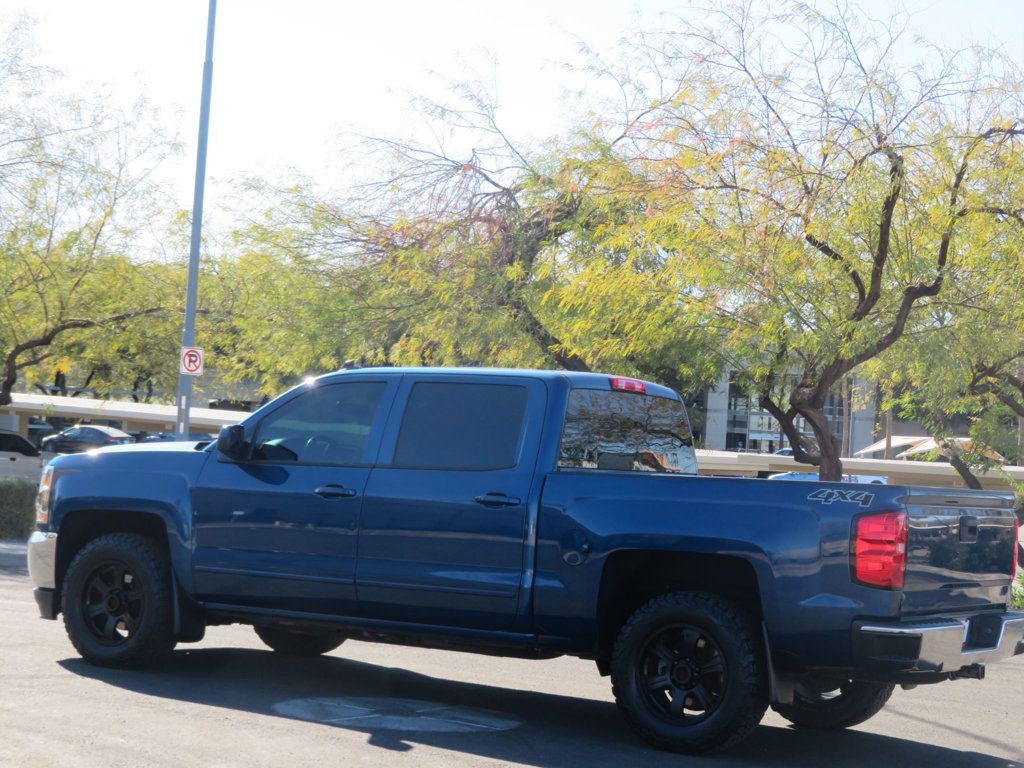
left=55, top=509, right=172, bottom=609
left=594, top=550, right=766, bottom=673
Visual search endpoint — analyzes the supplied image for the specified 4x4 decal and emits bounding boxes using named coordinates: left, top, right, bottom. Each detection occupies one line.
left=807, top=488, right=875, bottom=507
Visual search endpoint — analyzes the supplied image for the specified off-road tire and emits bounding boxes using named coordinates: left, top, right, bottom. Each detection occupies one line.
left=610, top=591, right=768, bottom=754
left=62, top=533, right=176, bottom=667
left=254, top=625, right=346, bottom=656
left=772, top=679, right=894, bottom=729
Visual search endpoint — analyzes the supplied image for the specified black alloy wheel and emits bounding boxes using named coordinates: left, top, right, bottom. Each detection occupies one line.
left=636, top=624, right=727, bottom=724
left=62, top=533, right=176, bottom=666
left=611, top=591, right=768, bottom=754
left=80, top=561, right=144, bottom=644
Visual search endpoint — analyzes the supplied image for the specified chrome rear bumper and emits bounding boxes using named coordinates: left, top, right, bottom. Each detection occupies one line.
left=854, top=611, right=1024, bottom=675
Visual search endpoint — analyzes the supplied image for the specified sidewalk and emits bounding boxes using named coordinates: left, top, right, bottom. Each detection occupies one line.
left=0, top=539, right=28, bottom=571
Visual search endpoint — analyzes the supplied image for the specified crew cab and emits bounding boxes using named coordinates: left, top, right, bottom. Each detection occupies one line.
left=27, top=368, right=1023, bottom=753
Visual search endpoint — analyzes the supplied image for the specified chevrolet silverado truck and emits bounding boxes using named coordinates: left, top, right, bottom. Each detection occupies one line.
left=27, top=367, right=1023, bottom=753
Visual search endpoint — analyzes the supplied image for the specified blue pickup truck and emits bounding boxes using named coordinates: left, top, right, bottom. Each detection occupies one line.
left=27, top=367, right=1023, bottom=753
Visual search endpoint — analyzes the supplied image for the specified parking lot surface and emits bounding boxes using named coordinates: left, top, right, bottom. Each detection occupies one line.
left=1, top=563, right=1021, bottom=768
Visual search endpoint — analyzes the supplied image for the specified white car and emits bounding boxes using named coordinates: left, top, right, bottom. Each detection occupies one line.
left=768, top=471, right=888, bottom=485
left=0, top=429, right=47, bottom=482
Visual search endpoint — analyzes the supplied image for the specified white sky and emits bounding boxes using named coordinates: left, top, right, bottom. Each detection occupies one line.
left=7, top=0, right=1024, bottom=214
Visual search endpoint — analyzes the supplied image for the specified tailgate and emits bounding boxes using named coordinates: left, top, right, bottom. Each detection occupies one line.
left=901, top=489, right=1018, bottom=615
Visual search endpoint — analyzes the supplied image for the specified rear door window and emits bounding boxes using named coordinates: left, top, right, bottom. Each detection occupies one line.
left=558, top=389, right=697, bottom=474
left=392, top=382, right=529, bottom=470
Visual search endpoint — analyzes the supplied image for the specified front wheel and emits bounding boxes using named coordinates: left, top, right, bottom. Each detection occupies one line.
left=254, top=625, right=346, bottom=656
left=610, top=592, right=768, bottom=754
left=772, top=678, right=894, bottom=729
left=62, top=533, right=176, bottom=667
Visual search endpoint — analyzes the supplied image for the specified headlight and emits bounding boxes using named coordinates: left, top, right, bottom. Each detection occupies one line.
left=36, top=466, right=54, bottom=525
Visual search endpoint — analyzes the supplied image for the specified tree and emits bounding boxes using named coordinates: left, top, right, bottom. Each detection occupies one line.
left=0, top=25, right=178, bottom=406
left=868, top=252, right=1024, bottom=488
left=568, top=2, right=1024, bottom=479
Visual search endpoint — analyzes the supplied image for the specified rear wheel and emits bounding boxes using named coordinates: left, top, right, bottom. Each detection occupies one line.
left=254, top=625, right=346, bottom=656
left=772, top=678, right=894, bottom=729
left=611, top=592, right=768, bottom=754
left=62, top=533, right=176, bottom=667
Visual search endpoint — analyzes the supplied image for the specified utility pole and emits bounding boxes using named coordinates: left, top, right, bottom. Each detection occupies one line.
left=175, top=0, right=217, bottom=438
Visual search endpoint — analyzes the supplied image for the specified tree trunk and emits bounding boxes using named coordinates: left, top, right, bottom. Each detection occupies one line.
left=948, top=452, right=983, bottom=490
left=791, top=387, right=844, bottom=481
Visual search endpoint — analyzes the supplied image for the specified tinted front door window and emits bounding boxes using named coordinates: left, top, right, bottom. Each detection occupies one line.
left=0, top=434, right=32, bottom=454
left=252, top=381, right=386, bottom=465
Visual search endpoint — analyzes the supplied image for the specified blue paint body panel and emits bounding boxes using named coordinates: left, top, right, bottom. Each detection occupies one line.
left=42, top=367, right=1019, bottom=672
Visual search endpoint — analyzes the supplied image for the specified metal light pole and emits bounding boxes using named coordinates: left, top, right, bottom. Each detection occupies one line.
left=175, top=0, right=217, bottom=438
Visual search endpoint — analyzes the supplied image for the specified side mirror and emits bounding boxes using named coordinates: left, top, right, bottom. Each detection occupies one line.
left=216, top=424, right=247, bottom=461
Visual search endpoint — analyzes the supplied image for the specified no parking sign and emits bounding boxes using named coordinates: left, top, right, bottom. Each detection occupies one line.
left=179, top=347, right=204, bottom=376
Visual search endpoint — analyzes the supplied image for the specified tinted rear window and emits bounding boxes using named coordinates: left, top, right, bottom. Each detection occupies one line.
left=393, top=382, right=528, bottom=470
left=558, top=389, right=697, bottom=474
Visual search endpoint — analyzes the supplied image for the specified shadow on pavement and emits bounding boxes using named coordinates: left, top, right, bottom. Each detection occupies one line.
left=59, top=647, right=1020, bottom=767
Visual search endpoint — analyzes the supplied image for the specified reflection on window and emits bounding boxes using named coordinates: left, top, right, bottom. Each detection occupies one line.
left=558, top=389, right=697, bottom=474
left=252, top=382, right=386, bottom=465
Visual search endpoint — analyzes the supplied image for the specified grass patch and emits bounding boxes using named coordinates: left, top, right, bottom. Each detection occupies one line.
left=1013, top=574, right=1024, bottom=610
left=0, top=477, right=37, bottom=539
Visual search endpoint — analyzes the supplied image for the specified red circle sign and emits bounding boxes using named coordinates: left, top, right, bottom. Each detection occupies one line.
left=180, top=347, right=204, bottom=375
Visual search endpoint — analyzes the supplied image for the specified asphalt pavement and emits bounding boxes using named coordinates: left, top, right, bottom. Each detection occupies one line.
left=1, top=559, right=1021, bottom=768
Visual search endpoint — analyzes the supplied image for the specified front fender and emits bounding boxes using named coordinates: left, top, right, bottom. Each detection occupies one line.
left=52, top=466, right=200, bottom=593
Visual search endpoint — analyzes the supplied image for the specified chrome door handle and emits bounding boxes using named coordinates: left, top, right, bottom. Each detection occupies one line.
left=474, top=493, right=521, bottom=508
left=315, top=485, right=357, bottom=499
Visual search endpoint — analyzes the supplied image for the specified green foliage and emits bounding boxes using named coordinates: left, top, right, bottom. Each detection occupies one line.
left=3, top=6, right=1024, bottom=484
left=0, top=25, right=180, bottom=404
left=0, top=478, right=36, bottom=539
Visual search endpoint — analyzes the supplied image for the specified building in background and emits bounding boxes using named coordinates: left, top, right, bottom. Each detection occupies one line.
left=698, top=371, right=878, bottom=456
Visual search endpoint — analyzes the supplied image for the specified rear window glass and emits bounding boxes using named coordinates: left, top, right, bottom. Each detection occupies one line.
left=558, top=389, right=697, bottom=474
left=393, top=382, right=528, bottom=470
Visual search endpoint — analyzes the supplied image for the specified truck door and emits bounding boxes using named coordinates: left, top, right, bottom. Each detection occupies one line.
left=192, top=376, right=398, bottom=614
left=356, top=374, right=546, bottom=630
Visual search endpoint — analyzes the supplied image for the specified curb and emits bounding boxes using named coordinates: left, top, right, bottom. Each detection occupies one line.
left=0, top=539, right=28, bottom=571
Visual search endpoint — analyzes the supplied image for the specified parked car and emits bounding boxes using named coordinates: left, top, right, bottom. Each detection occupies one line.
left=138, top=432, right=217, bottom=443
left=28, top=367, right=1022, bottom=754
left=0, top=429, right=45, bottom=481
left=40, top=424, right=133, bottom=454
left=768, top=471, right=888, bottom=484
left=767, top=471, right=820, bottom=481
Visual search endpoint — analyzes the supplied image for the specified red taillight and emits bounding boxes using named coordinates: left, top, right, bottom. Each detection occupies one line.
left=104, top=437, right=120, bottom=444
left=852, top=511, right=908, bottom=590
left=610, top=377, right=646, bottom=394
